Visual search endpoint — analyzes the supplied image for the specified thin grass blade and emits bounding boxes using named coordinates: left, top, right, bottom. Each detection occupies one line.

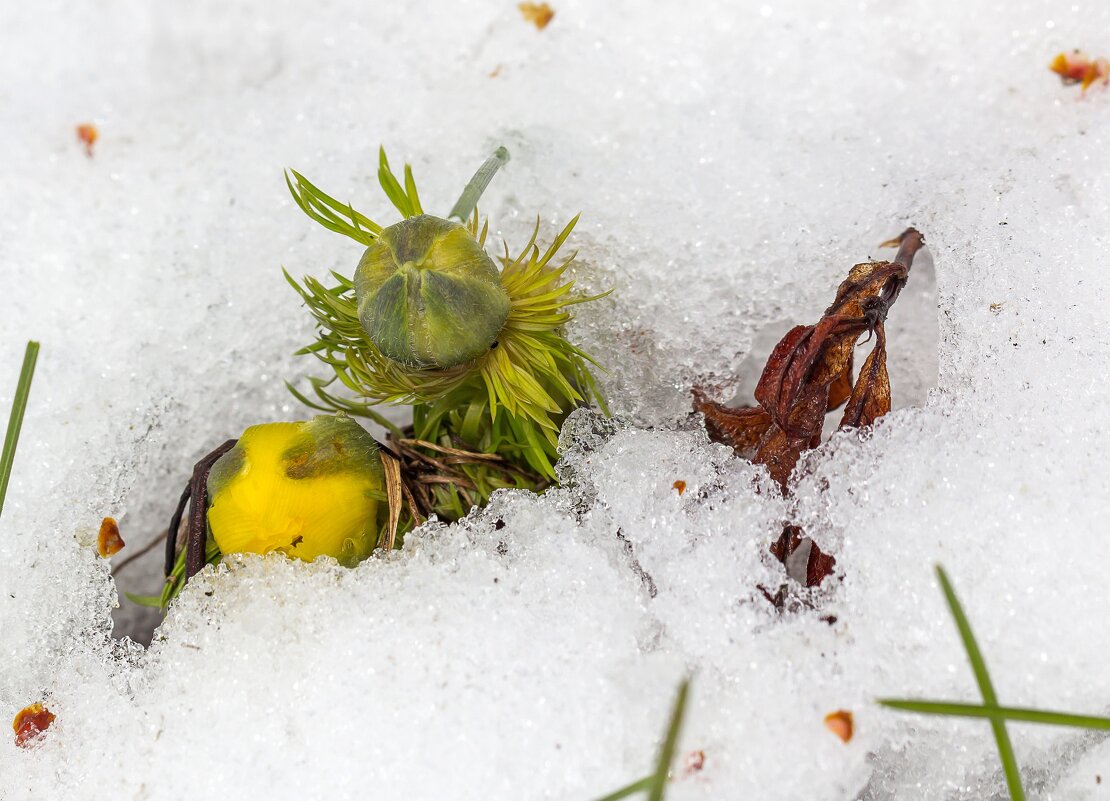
left=879, top=699, right=1110, bottom=731
left=0, top=341, right=40, bottom=519
left=936, top=565, right=1026, bottom=801
left=648, top=678, right=691, bottom=801
left=589, top=777, right=653, bottom=801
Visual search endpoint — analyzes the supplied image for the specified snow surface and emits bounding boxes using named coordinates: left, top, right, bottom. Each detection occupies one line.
left=2, top=0, right=1110, bottom=799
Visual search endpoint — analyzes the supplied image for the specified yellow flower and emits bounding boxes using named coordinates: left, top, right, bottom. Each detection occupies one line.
left=206, top=414, right=387, bottom=566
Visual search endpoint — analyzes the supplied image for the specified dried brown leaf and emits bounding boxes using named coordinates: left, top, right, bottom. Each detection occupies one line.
left=805, top=539, right=837, bottom=587
left=771, top=525, right=837, bottom=587
left=839, top=323, right=890, bottom=430
left=753, top=383, right=827, bottom=488
left=826, top=351, right=854, bottom=412
left=693, top=388, right=772, bottom=456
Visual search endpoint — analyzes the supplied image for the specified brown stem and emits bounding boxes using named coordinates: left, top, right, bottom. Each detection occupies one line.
left=165, top=484, right=191, bottom=576
left=184, top=439, right=238, bottom=580
left=114, top=528, right=169, bottom=576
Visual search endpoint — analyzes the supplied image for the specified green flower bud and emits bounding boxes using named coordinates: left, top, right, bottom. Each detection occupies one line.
left=354, top=214, right=512, bottom=369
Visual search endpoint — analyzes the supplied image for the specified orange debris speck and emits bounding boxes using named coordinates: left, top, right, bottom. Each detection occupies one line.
left=1050, top=51, right=1109, bottom=92
left=76, top=123, right=99, bottom=157
left=518, top=2, right=555, bottom=30
left=673, top=480, right=687, bottom=495
left=824, top=710, right=853, bottom=743
left=97, top=516, right=125, bottom=558
left=13, top=703, right=55, bottom=747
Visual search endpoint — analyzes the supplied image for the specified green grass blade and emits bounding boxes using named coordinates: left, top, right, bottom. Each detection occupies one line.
left=124, top=591, right=166, bottom=608
left=936, top=565, right=1026, bottom=801
left=589, top=777, right=653, bottom=801
left=648, top=678, right=691, bottom=801
left=448, top=146, right=510, bottom=222
left=0, top=341, right=40, bottom=519
left=878, top=699, right=1110, bottom=731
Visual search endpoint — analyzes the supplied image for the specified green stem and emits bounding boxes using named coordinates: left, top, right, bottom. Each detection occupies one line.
left=0, top=341, right=40, bottom=519
left=448, top=147, right=510, bottom=222
left=879, top=699, right=1110, bottom=731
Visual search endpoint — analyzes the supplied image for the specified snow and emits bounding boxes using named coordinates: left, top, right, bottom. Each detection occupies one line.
left=2, top=0, right=1110, bottom=799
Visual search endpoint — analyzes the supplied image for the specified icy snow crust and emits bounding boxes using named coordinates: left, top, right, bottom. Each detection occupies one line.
left=2, top=0, right=1110, bottom=798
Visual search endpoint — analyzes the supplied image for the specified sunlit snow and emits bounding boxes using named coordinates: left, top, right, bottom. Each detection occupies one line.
left=2, top=1, right=1109, bottom=799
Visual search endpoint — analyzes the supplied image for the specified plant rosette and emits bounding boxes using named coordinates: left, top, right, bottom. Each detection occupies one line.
left=285, top=147, right=609, bottom=521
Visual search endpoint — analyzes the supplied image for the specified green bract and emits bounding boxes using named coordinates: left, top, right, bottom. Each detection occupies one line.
left=355, top=215, right=511, bottom=368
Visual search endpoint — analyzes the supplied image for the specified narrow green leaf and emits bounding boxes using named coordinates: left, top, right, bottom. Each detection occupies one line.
left=0, top=341, right=39, bottom=519
left=286, top=168, right=381, bottom=245
left=648, top=678, right=691, bottom=801
left=878, top=699, right=1110, bottom=731
left=935, top=565, right=1026, bottom=801
left=589, top=777, right=653, bottom=801
left=378, top=148, right=414, bottom=218
left=448, top=146, right=510, bottom=222
left=404, top=164, right=424, bottom=215
left=124, top=592, right=166, bottom=608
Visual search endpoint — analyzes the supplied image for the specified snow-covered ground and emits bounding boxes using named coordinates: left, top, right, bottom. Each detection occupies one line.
left=2, top=1, right=1109, bottom=798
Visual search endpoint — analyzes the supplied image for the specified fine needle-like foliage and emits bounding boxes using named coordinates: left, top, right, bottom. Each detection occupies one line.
left=591, top=678, right=691, bottom=801
left=880, top=565, right=1110, bottom=801
left=0, top=341, right=40, bottom=520
left=285, top=148, right=608, bottom=519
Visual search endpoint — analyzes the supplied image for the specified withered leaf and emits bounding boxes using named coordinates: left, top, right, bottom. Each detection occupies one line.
left=839, top=323, right=890, bottom=430
left=699, top=228, right=923, bottom=486
left=826, top=351, right=854, bottom=412
left=770, top=525, right=802, bottom=563
left=695, top=229, right=923, bottom=595
left=693, top=389, right=772, bottom=456
left=753, top=383, right=827, bottom=488
left=805, top=539, right=837, bottom=587
left=771, top=525, right=837, bottom=587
